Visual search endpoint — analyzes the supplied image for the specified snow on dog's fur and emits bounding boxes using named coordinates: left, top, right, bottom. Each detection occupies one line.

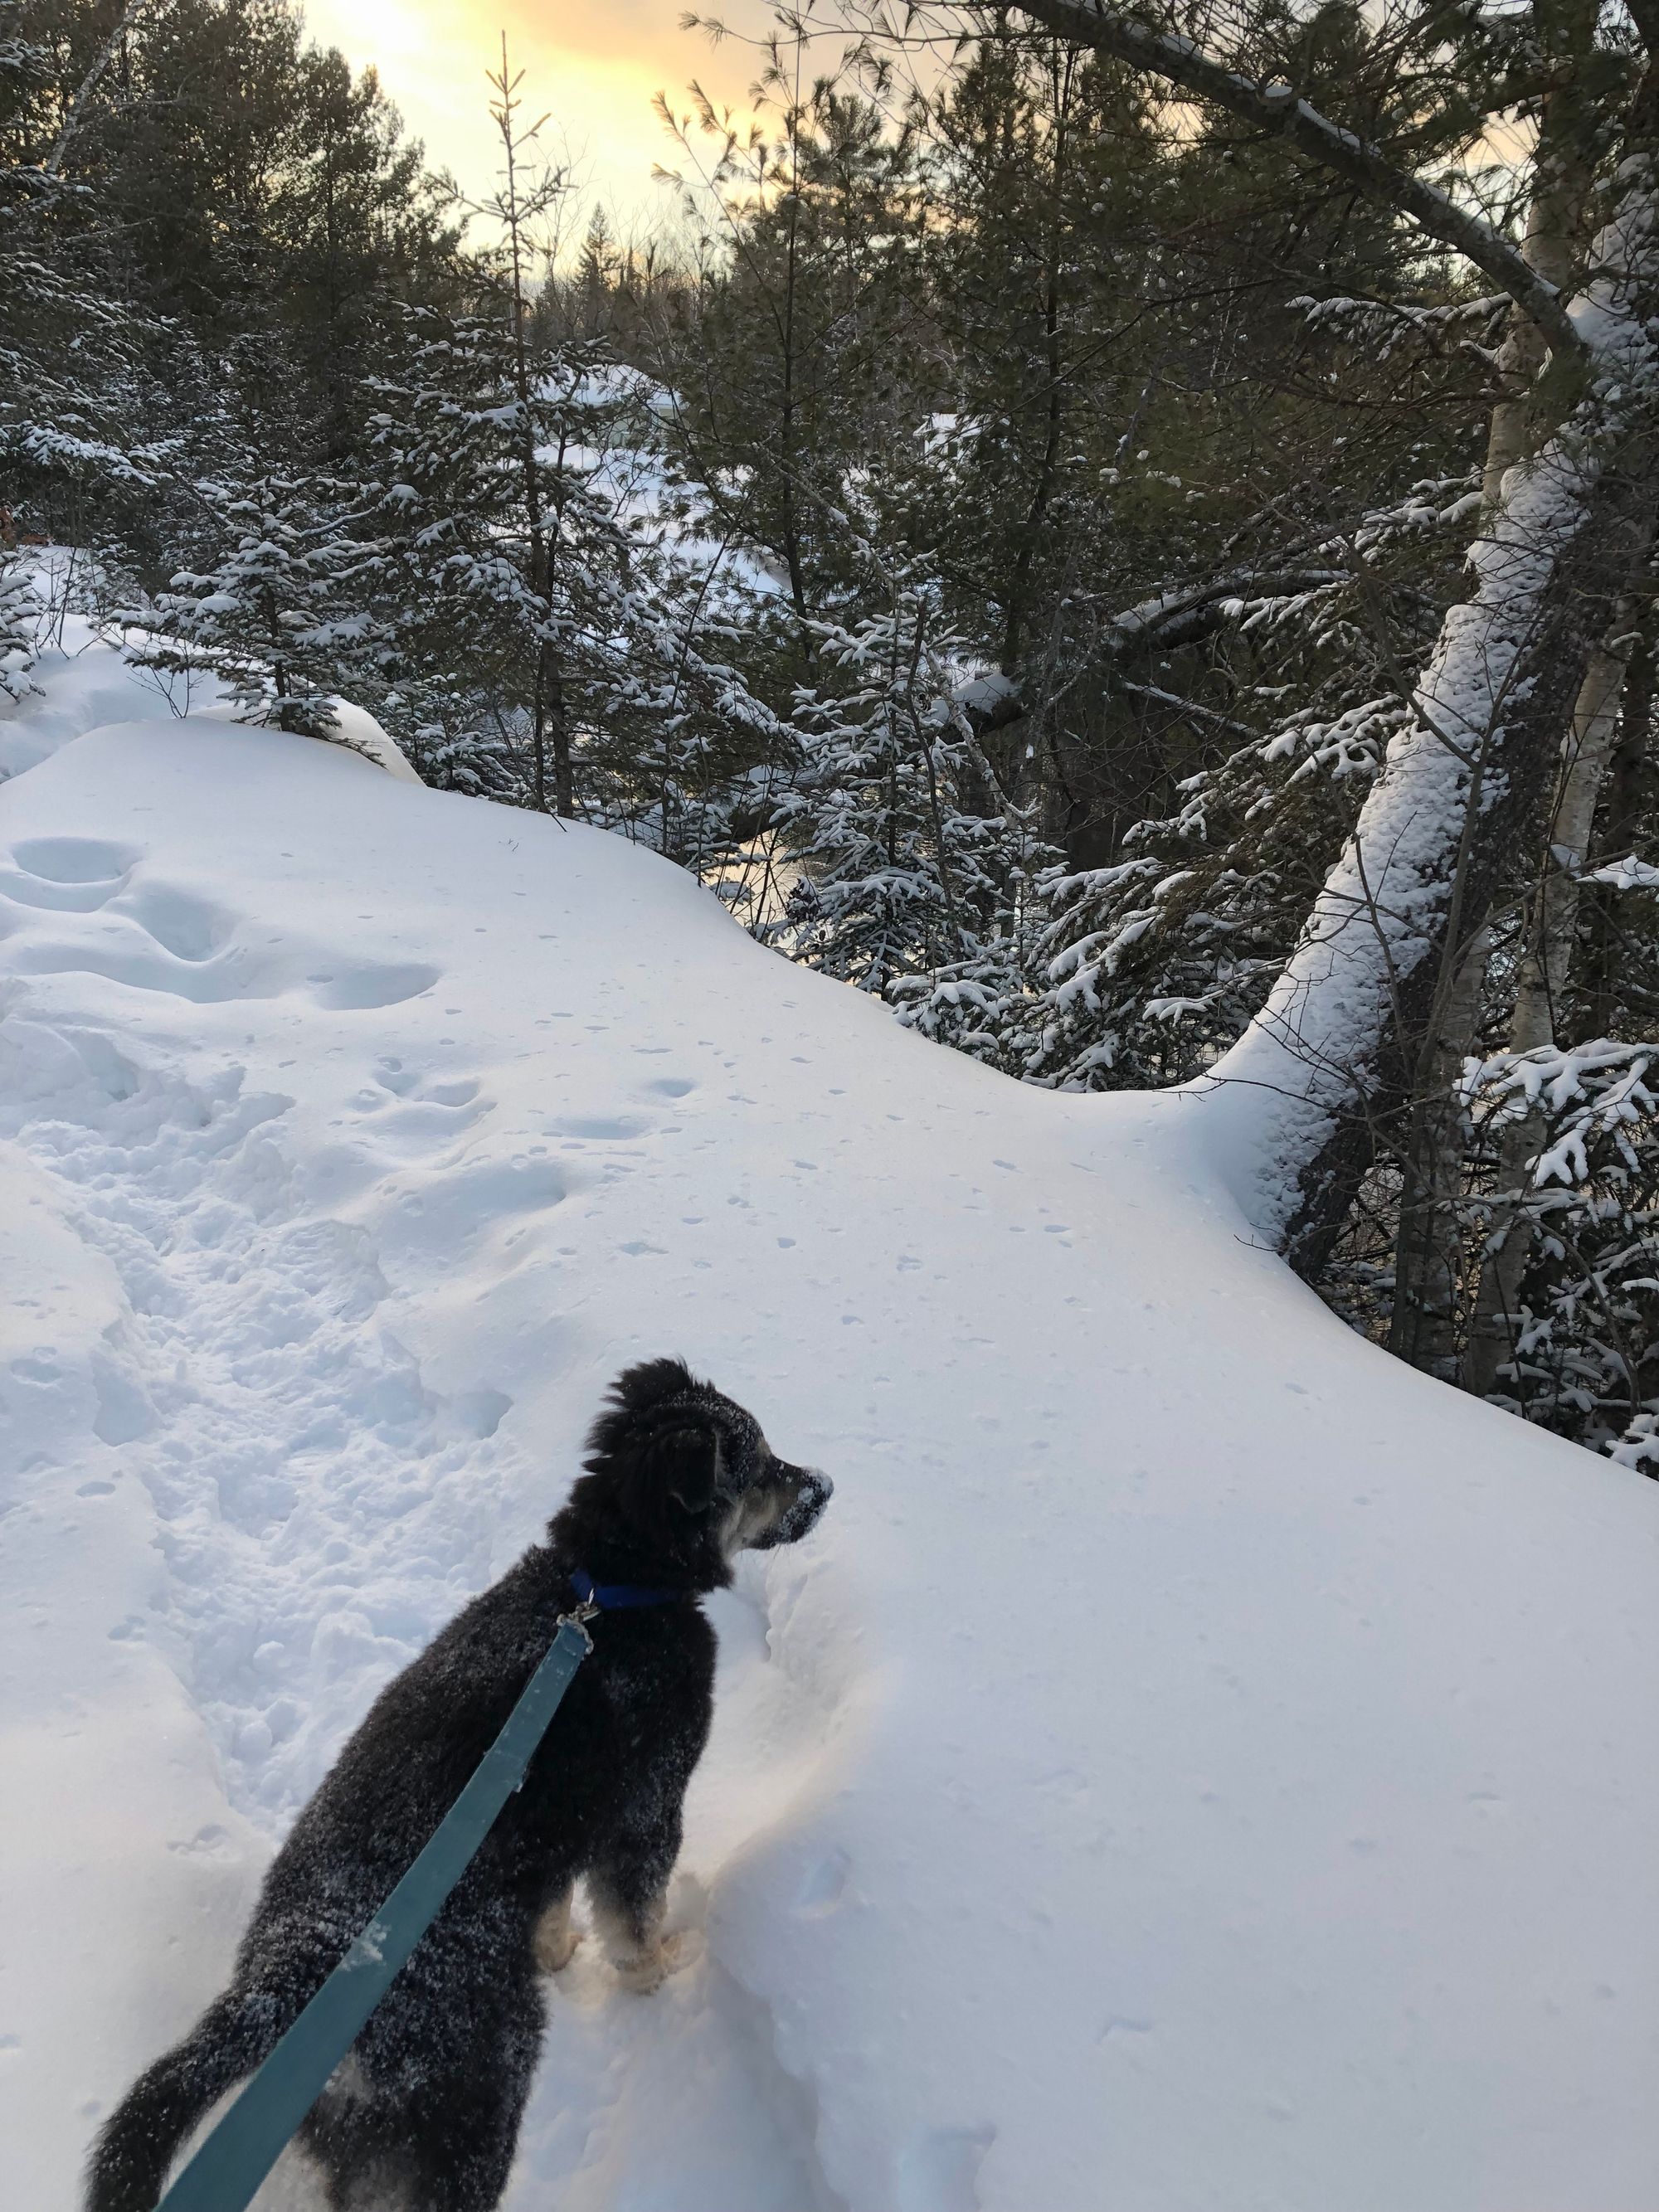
left=85, top=1359, right=832, bottom=2212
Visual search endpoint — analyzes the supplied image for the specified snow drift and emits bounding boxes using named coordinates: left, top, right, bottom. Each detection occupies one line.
left=1, top=683, right=1656, bottom=2210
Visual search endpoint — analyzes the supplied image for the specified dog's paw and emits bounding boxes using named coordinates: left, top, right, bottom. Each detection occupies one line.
left=613, top=1944, right=669, bottom=1995
left=614, top=1930, right=693, bottom=1995
left=533, top=1913, right=581, bottom=1976
left=536, top=1927, right=582, bottom=1975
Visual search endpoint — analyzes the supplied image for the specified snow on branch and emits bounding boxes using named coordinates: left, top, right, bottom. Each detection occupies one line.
left=1461, top=1041, right=1659, bottom=1189
left=998, top=0, right=1588, bottom=368
left=1289, top=292, right=1509, bottom=337
left=1584, top=853, right=1659, bottom=892
left=1095, top=566, right=1350, bottom=659
left=1457, top=1038, right=1659, bottom=1451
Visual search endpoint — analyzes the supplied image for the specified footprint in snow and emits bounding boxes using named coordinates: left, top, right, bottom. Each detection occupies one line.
left=0, top=835, right=139, bottom=912
left=549, top=1112, right=654, bottom=1141
left=382, top=1156, right=568, bottom=1259
left=4, top=865, right=438, bottom=1014
left=114, top=882, right=233, bottom=962
left=793, top=1849, right=850, bottom=1918
left=352, top=1060, right=491, bottom=1145
left=896, top=2124, right=997, bottom=2212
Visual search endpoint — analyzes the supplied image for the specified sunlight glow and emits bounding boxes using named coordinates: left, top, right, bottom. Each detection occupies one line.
left=300, top=0, right=771, bottom=233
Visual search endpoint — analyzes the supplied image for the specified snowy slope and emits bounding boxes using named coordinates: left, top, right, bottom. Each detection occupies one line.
left=0, top=569, right=420, bottom=790
left=0, top=707, right=1656, bottom=2212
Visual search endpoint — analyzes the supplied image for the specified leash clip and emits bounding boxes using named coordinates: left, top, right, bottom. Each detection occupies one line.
left=556, top=1598, right=600, bottom=1652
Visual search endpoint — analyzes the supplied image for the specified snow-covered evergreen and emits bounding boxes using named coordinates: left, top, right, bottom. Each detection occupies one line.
left=776, top=579, right=1049, bottom=1008
left=134, top=472, right=378, bottom=738
left=0, top=548, right=40, bottom=702
left=365, top=313, right=778, bottom=828
left=1459, top=1038, right=1659, bottom=1450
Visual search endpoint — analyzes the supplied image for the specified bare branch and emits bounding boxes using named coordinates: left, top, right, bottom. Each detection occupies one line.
left=42, top=0, right=156, bottom=179
left=957, top=561, right=1356, bottom=735
left=995, top=0, right=1589, bottom=369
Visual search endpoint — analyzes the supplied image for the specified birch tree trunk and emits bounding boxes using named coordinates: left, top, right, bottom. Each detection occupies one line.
left=41, top=0, right=155, bottom=178
left=1202, top=192, right=1659, bottom=1271
left=1389, top=5, right=1597, bottom=1363
left=1460, top=630, right=1642, bottom=1394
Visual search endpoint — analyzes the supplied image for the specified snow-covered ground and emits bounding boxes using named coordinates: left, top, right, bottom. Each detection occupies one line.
left=2, top=631, right=1657, bottom=2212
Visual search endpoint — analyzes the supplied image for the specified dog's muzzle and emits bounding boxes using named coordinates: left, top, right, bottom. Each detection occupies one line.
left=750, top=1463, right=833, bottom=1548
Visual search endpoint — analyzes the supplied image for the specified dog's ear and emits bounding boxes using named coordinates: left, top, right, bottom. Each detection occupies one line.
left=583, top=1359, right=722, bottom=1544
left=584, top=1358, right=699, bottom=1474
left=615, top=1417, right=720, bottom=1539
left=642, top=1419, right=720, bottom=1513
left=610, top=1357, right=697, bottom=1413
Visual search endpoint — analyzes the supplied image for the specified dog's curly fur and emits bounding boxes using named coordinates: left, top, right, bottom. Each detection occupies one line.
left=85, top=1359, right=831, bottom=2212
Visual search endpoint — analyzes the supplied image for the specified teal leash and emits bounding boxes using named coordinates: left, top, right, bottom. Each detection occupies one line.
left=154, top=1603, right=598, bottom=2212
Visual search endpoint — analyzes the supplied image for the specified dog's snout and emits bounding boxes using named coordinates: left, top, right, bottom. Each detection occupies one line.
left=749, top=1461, right=832, bottom=1548
left=795, top=1467, right=833, bottom=1519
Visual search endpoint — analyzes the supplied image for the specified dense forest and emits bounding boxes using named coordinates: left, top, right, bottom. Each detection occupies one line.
left=5, top=0, right=1658, bottom=1463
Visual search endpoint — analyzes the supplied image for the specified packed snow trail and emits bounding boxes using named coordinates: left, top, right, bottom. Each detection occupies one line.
left=1, top=706, right=1656, bottom=2211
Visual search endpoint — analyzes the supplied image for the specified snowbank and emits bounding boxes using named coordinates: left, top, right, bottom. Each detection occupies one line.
left=0, top=707, right=1655, bottom=2211
left=0, top=566, right=418, bottom=789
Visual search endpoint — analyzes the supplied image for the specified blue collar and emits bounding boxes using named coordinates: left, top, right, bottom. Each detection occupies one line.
left=570, top=1568, right=685, bottom=1611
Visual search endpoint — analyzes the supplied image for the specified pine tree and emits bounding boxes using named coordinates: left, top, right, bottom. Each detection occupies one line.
left=776, top=576, right=1050, bottom=1009
left=2, top=0, right=161, bottom=557
left=1448, top=1040, right=1659, bottom=1456
left=363, top=301, right=609, bottom=800
left=574, top=207, right=617, bottom=341
left=138, top=464, right=378, bottom=737
left=0, top=544, right=41, bottom=702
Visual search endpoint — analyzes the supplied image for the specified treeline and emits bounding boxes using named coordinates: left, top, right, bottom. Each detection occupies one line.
left=6, top=0, right=1659, bottom=1466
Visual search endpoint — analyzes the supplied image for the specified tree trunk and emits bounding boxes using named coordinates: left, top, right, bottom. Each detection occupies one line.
left=776, top=64, right=815, bottom=668
left=494, top=39, right=571, bottom=819
left=1385, top=926, right=1487, bottom=1377
left=1585, top=620, right=1655, bottom=1038
left=42, top=0, right=153, bottom=177
left=547, top=656, right=573, bottom=818
left=1387, top=12, right=1597, bottom=1362
left=1001, top=43, right=1075, bottom=674
left=1202, top=192, right=1658, bottom=1273
left=1460, top=628, right=1640, bottom=1396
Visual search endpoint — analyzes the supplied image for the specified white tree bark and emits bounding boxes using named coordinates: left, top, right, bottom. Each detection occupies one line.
left=1390, top=0, right=1597, bottom=1360
left=1199, top=191, right=1659, bottom=1265
left=1460, top=633, right=1639, bottom=1393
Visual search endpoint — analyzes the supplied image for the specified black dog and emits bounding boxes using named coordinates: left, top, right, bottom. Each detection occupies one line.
left=87, top=1358, right=832, bottom=2212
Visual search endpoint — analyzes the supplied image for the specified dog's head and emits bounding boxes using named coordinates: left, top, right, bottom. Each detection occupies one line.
left=577, top=1357, right=832, bottom=1577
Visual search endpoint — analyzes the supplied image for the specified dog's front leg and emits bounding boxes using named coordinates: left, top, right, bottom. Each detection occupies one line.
left=532, top=1883, right=580, bottom=1974
left=588, top=1818, right=684, bottom=1994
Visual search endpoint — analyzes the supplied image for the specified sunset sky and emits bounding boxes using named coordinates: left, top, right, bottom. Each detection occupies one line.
left=303, top=0, right=780, bottom=239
